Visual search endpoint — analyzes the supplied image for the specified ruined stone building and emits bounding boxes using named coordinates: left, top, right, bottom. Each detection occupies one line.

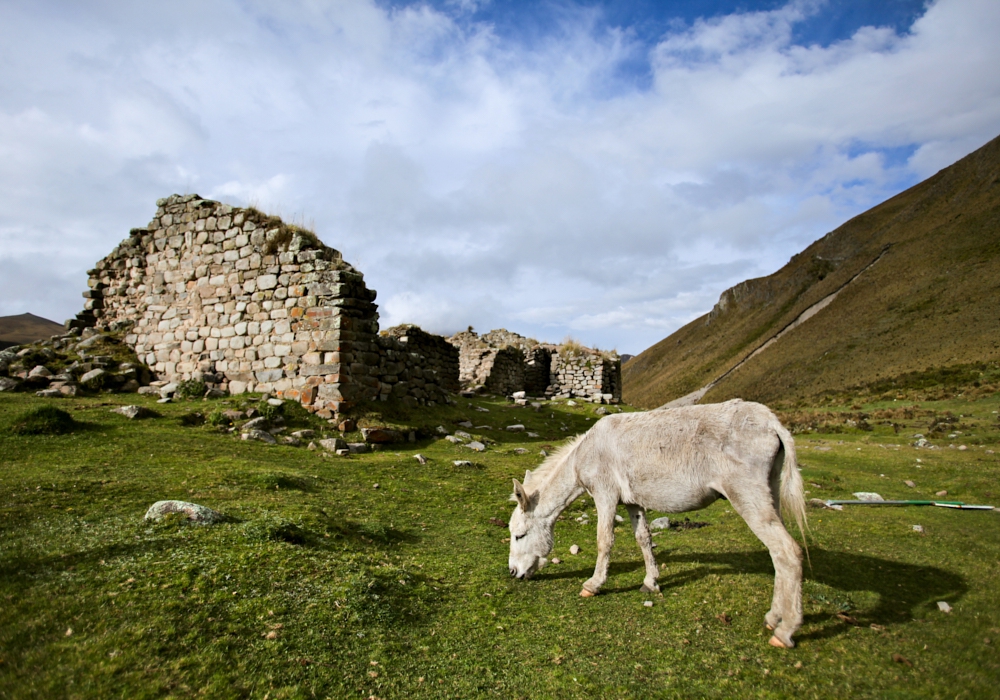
left=446, top=329, right=621, bottom=403
left=74, top=194, right=621, bottom=416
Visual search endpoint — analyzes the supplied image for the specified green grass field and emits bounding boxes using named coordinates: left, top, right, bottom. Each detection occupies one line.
left=1, top=391, right=998, bottom=699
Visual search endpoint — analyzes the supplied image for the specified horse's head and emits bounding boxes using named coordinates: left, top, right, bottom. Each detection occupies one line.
left=508, top=471, right=553, bottom=580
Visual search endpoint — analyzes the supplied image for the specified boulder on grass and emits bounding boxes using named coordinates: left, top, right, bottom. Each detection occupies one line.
left=144, top=500, right=225, bottom=525
left=360, top=427, right=405, bottom=444
left=111, top=405, right=157, bottom=420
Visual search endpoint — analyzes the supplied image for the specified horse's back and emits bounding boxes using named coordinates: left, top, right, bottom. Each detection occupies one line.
left=575, top=400, right=782, bottom=512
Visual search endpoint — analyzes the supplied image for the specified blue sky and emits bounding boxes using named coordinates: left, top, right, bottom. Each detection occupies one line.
left=1, top=0, right=999, bottom=354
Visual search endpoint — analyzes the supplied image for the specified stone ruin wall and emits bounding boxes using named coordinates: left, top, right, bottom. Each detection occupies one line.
left=447, top=329, right=621, bottom=403
left=77, top=194, right=457, bottom=418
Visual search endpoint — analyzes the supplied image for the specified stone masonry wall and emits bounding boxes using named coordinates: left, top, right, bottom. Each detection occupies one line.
left=446, top=328, right=621, bottom=402
left=376, top=325, right=459, bottom=406
left=76, top=194, right=456, bottom=418
left=547, top=352, right=621, bottom=403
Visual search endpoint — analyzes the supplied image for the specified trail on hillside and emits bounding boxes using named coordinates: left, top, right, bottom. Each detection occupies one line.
left=659, top=245, right=891, bottom=409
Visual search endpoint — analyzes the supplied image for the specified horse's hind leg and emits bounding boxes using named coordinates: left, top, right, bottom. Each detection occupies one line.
left=727, top=485, right=803, bottom=648
left=625, top=504, right=659, bottom=593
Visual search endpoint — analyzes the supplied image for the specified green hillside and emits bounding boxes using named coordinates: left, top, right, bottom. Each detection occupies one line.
left=623, top=133, right=1000, bottom=409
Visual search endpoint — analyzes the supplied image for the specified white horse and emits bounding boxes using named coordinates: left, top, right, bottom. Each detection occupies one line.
left=508, top=399, right=807, bottom=648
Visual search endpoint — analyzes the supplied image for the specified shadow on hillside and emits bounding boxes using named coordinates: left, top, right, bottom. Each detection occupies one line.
left=536, top=547, right=966, bottom=641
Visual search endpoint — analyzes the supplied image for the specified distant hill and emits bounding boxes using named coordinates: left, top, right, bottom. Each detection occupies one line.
left=0, top=313, right=65, bottom=349
left=623, top=133, right=1000, bottom=409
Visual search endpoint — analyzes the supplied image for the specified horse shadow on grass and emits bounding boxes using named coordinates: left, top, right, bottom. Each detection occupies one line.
left=534, top=547, right=966, bottom=641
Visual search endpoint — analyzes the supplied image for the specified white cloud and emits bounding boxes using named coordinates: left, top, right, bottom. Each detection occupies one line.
left=1, top=0, right=999, bottom=354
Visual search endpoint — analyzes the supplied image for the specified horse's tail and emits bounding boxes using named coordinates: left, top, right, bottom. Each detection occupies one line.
left=773, top=419, right=809, bottom=558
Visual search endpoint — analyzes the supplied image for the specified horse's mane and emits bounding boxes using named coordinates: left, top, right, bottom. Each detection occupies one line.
left=523, top=433, right=586, bottom=490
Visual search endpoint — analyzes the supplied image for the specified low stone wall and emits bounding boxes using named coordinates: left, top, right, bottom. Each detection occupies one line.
left=376, top=325, right=459, bottom=406
left=547, top=352, right=621, bottom=402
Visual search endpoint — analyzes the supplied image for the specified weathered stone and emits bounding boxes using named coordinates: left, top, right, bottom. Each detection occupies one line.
left=347, top=443, right=369, bottom=454
left=144, top=500, right=225, bottom=524
left=650, top=517, right=671, bottom=531
left=337, top=419, right=356, bottom=433
left=28, top=365, right=53, bottom=379
left=414, top=454, right=428, bottom=464
left=360, top=427, right=405, bottom=444
left=111, top=405, right=156, bottom=420
left=453, top=460, right=473, bottom=467
left=318, top=437, right=347, bottom=452
left=506, top=424, right=526, bottom=432
left=466, top=441, right=486, bottom=452
left=282, top=436, right=302, bottom=447
left=0, top=377, right=20, bottom=392
left=243, top=416, right=269, bottom=431
left=291, top=429, right=315, bottom=439
left=444, top=435, right=463, bottom=444
left=35, top=389, right=62, bottom=398
left=242, top=429, right=276, bottom=444
left=79, top=368, right=106, bottom=389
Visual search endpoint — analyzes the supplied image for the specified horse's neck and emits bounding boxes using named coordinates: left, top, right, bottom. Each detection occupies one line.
left=536, top=454, right=584, bottom=519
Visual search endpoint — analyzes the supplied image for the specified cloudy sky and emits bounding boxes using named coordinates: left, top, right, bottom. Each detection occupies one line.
left=1, top=0, right=999, bottom=354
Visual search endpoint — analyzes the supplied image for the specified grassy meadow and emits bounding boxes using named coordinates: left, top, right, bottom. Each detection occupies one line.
left=1, top=389, right=999, bottom=699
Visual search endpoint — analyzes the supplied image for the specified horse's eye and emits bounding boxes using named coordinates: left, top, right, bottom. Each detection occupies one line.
left=514, top=533, right=526, bottom=541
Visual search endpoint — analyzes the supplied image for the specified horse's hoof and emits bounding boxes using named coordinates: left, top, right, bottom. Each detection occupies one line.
left=768, top=635, right=790, bottom=649
left=765, top=624, right=774, bottom=631
left=579, top=589, right=596, bottom=597
left=640, top=584, right=659, bottom=594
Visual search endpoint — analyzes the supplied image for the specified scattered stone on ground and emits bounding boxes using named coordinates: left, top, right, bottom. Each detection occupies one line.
left=506, top=424, right=526, bottom=432
left=282, top=436, right=302, bottom=447
left=551, top=557, right=561, bottom=564
left=650, top=517, right=671, bottom=531
left=445, top=435, right=463, bottom=444
left=361, top=427, right=404, bottom=444
left=466, top=441, right=486, bottom=452
left=936, top=490, right=948, bottom=497
left=242, top=429, right=276, bottom=444
left=513, top=448, right=528, bottom=455
left=458, top=420, right=474, bottom=428
left=266, top=398, right=283, bottom=407
left=853, top=492, right=884, bottom=501
left=435, top=425, right=448, bottom=434
left=347, top=443, right=369, bottom=454
left=291, top=429, right=315, bottom=439
left=318, top=438, right=347, bottom=452
left=566, top=400, right=577, bottom=406
left=455, top=430, right=472, bottom=440
left=111, top=405, right=156, bottom=420
left=643, top=601, right=653, bottom=607
left=243, top=416, right=269, bottom=431
left=937, top=601, right=952, bottom=613
left=338, top=419, right=356, bottom=433
left=336, top=449, right=350, bottom=456
left=144, top=500, right=224, bottom=524
left=414, top=454, right=428, bottom=465
left=527, top=432, right=539, bottom=438
left=595, top=407, right=608, bottom=416
left=904, top=480, right=916, bottom=488
left=913, top=525, right=924, bottom=533
left=453, top=460, right=473, bottom=467
left=307, top=441, right=318, bottom=451
left=570, top=544, right=580, bottom=555
left=615, top=514, right=624, bottom=522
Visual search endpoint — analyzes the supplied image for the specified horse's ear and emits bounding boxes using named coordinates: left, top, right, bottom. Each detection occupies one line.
left=512, top=479, right=530, bottom=510
left=524, top=469, right=532, bottom=482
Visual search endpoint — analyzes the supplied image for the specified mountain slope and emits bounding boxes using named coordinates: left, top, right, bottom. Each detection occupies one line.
left=623, top=134, right=1000, bottom=408
left=0, top=313, right=65, bottom=349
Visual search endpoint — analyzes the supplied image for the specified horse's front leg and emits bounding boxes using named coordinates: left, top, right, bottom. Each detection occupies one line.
left=580, top=498, right=617, bottom=597
left=625, top=504, right=659, bottom=593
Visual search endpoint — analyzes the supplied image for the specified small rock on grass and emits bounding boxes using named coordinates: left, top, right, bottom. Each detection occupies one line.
left=615, top=514, right=624, bottom=523
left=904, top=480, right=916, bottom=488
left=466, top=441, right=486, bottom=452
left=513, top=448, right=528, bottom=455
left=570, top=544, right=580, bottom=555
left=242, top=429, right=276, bottom=444
left=453, top=460, right=473, bottom=467
left=292, top=429, right=315, bottom=439
left=414, top=454, right=428, bottom=465
left=111, top=405, right=156, bottom=420
left=936, top=490, right=948, bottom=497
left=937, top=601, right=952, bottom=613
left=318, top=437, right=346, bottom=452
left=282, top=436, right=302, bottom=447
left=650, top=517, right=671, bottom=531
left=144, top=500, right=224, bottom=524
left=912, top=525, right=924, bottom=533
left=506, top=424, right=526, bottom=432
left=551, top=557, right=561, bottom=564
left=643, top=601, right=653, bottom=607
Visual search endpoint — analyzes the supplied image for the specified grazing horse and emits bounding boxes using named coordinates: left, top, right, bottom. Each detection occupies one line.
left=508, top=399, right=807, bottom=648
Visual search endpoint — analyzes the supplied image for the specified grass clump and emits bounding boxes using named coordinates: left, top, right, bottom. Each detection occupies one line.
left=8, top=405, right=77, bottom=435
left=174, top=378, right=206, bottom=400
